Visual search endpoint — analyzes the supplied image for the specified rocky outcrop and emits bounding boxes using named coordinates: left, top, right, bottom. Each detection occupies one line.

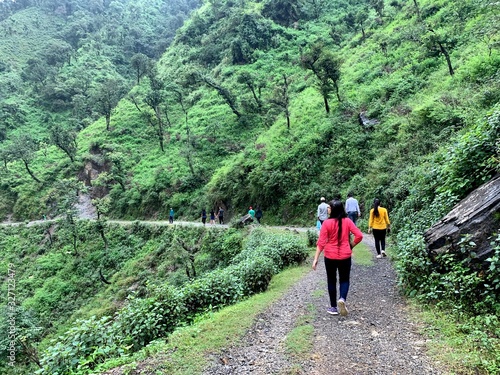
left=424, top=175, right=500, bottom=261
left=358, top=111, right=379, bottom=129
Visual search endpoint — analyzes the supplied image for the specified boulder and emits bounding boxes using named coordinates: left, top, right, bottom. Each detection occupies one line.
left=358, top=111, right=379, bottom=129
left=424, top=175, right=500, bottom=261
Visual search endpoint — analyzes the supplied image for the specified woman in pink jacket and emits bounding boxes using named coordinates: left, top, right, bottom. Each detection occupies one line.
left=312, top=199, right=363, bottom=316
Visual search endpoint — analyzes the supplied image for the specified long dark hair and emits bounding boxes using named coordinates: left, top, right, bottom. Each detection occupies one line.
left=329, top=200, right=347, bottom=244
left=373, top=198, right=381, bottom=217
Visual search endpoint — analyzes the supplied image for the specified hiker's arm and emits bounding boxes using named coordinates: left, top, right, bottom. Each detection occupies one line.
left=312, top=247, right=322, bottom=270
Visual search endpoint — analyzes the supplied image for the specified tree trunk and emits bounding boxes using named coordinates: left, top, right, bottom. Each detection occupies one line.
left=437, top=41, right=454, bottom=76
left=23, top=160, right=40, bottom=183
left=323, top=95, right=330, bottom=113
left=333, top=80, right=341, bottom=102
left=413, top=0, right=420, bottom=19
left=154, top=105, right=165, bottom=152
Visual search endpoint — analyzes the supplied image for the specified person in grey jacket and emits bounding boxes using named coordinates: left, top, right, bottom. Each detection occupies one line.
left=317, top=197, right=329, bottom=225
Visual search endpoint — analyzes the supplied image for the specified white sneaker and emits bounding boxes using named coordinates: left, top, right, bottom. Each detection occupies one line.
left=376, top=254, right=382, bottom=259
left=381, top=250, right=387, bottom=257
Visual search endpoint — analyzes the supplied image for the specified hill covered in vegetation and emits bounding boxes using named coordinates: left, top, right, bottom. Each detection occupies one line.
left=0, top=0, right=500, bottom=373
left=0, top=0, right=498, bottom=225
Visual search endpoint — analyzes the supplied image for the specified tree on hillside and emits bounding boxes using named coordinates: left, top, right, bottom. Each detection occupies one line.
left=90, top=78, right=127, bottom=131
left=329, top=26, right=344, bottom=47
left=49, top=123, right=78, bottom=163
left=424, top=28, right=456, bottom=76
left=5, top=134, right=41, bottom=183
left=129, top=67, right=170, bottom=152
left=174, top=230, right=207, bottom=279
left=301, top=44, right=342, bottom=113
left=237, top=71, right=265, bottom=112
left=342, top=6, right=370, bottom=39
left=202, top=75, right=242, bottom=119
left=262, top=0, right=304, bottom=26
left=108, top=152, right=127, bottom=191
left=21, top=59, right=55, bottom=92
left=130, top=53, right=152, bottom=85
left=43, top=40, right=73, bottom=67
left=269, top=74, right=292, bottom=129
left=304, top=0, right=327, bottom=19
left=49, top=178, right=87, bottom=255
left=0, top=144, right=12, bottom=169
left=171, top=83, right=197, bottom=176
left=412, top=0, right=420, bottom=19
left=370, top=0, right=384, bottom=17
left=92, top=196, right=111, bottom=249
left=0, top=102, right=26, bottom=141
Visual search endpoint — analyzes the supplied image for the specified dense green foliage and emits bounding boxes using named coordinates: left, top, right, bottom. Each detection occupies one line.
left=0, top=221, right=246, bottom=373
left=1, top=0, right=498, bottom=224
left=1, top=0, right=500, bottom=373
left=0, top=223, right=307, bottom=374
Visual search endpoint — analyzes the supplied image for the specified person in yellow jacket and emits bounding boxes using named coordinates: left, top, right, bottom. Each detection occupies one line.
left=368, top=198, right=391, bottom=258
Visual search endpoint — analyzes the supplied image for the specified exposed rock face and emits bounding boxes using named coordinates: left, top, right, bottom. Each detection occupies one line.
left=77, top=145, right=111, bottom=198
left=424, top=175, right=500, bottom=261
left=358, top=111, right=379, bottom=129
left=75, top=193, right=97, bottom=219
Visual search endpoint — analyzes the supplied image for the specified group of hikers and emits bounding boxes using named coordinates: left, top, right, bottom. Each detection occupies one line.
left=168, top=207, right=226, bottom=225
left=167, top=206, right=263, bottom=226
left=313, top=193, right=391, bottom=317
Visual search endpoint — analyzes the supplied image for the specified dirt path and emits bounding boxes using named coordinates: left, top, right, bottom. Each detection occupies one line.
left=203, top=235, right=446, bottom=375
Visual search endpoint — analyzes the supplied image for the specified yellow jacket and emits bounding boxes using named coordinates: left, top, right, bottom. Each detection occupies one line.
left=369, top=207, right=390, bottom=230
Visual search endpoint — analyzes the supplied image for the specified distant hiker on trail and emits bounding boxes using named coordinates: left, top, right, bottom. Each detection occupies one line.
left=345, top=192, right=361, bottom=225
left=255, top=207, right=263, bottom=224
left=368, top=198, right=391, bottom=259
left=218, top=207, right=224, bottom=224
left=169, top=208, right=174, bottom=224
left=210, top=209, right=215, bottom=225
left=317, top=197, right=329, bottom=225
left=248, top=206, right=255, bottom=220
left=201, top=209, right=207, bottom=226
left=312, top=199, right=363, bottom=316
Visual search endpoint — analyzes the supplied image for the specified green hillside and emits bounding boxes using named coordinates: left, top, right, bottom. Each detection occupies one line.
left=0, top=0, right=499, bottom=373
left=1, top=0, right=498, bottom=224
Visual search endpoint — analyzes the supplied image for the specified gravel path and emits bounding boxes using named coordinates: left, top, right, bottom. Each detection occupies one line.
left=203, top=235, right=446, bottom=375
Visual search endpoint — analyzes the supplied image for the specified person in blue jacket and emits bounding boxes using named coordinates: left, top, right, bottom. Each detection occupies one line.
left=169, top=208, right=174, bottom=224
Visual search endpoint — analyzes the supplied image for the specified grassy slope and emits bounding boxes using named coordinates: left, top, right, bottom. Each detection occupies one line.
left=0, top=8, right=63, bottom=68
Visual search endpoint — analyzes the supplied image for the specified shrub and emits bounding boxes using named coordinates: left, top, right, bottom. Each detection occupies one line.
left=232, top=256, right=276, bottom=295
left=114, top=285, right=186, bottom=350
left=182, top=267, right=244, bottom=317
left=306, top=229, right=318, bottom=247
left=36, top=316, right=127, bottom=375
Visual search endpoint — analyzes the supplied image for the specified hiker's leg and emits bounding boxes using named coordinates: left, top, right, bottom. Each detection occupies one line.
left=373, top=229, right=382, bottom=254
left=324, top=257, right=338, bottom=307
left=338, top=257, right=352, bottom=301
left=380, top=229, right=387, bottom=251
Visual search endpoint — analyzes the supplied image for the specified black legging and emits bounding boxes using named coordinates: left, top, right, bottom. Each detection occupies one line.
left=324, top=257, right=351, bottom=307
left=372, top=228, right=387, bottom=254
